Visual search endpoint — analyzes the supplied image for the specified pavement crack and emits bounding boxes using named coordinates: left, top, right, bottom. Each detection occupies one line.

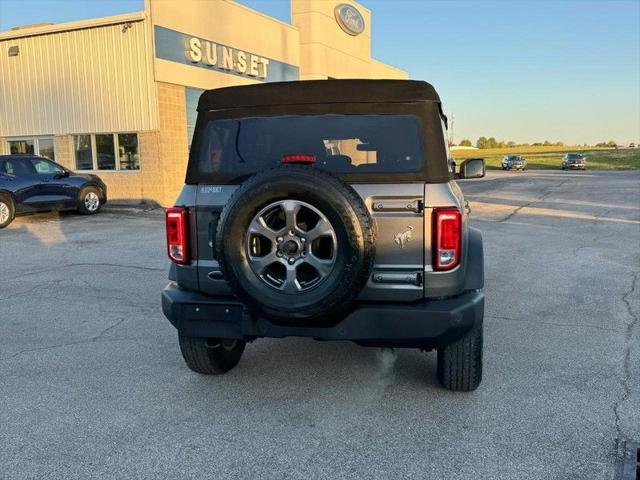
left=499, top=178, right=571, bottom=223
left=0, top=316, right=128, bottom=362
left=0, top=285, right=46, bottom=302
left=487, top=314, right=622, bottom=333
left=613, top=270, right=639, bottom=447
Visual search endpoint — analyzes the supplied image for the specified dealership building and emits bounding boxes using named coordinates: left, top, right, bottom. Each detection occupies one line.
left=0, top=0, right=407, bottom=206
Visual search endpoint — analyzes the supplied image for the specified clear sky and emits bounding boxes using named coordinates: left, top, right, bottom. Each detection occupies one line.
left=1, top=0, right=638, bottom=145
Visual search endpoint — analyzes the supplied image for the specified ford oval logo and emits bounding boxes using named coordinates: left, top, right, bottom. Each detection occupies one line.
left=334, top=3, right=365, bottom=36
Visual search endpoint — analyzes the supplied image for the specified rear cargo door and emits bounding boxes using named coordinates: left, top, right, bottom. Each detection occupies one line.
left=352, top=183, right=425, bottom=302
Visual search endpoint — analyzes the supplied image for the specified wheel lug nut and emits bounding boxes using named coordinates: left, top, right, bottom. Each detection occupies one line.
left=301, top=238, right=306, bottom=243
left=276, top=251, right=283, bottom=257
left=289, top=230, right=295, bottom=236
left=276, top=237, right=283, bottom=243
left=288, top=257, right=295, bottom=265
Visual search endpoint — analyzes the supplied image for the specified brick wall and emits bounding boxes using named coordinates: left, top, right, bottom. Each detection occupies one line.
left=139, top=130, right=163, bottom=205
left=54, top=135, right=73, bottom=168
left=156, top=82, right=189, bottom=206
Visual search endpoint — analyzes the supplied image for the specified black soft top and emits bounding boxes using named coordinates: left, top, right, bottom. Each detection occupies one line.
left=198, top=80, right=440, bottom=111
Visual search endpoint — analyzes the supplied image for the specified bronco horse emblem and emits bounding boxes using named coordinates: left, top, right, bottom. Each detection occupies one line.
left=393, top=226, right=415, bottom=249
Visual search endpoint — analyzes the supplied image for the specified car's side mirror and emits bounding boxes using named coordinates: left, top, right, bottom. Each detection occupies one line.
left=457, top=158, right=485, bottom=179
left=55, top=170, right=70, bottom=179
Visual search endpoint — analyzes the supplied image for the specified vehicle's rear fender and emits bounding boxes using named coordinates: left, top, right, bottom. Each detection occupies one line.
left=464, top=227, right=484, bottom=291
left=170, top=185, right=200, bottom=291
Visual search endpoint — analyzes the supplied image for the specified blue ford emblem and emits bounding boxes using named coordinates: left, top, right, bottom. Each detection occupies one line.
left=334, top=3, right=365, bottom=36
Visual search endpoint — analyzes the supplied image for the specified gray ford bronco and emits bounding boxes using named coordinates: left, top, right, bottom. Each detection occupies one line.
left=162, top=80, right=486, bottom=391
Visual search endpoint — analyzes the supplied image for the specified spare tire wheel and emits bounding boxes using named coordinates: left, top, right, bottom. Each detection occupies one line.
left=215, top=165, right=376, bottom=324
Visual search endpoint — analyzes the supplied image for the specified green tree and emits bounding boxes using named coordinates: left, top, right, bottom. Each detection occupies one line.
left=459, top=139, right=472, bottom=147
left=487, top=137, right=498, bottom=148
left=476, top=137, right=488, bottom=149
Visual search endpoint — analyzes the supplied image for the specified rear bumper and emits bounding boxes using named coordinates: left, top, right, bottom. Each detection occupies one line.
left=161, top=282, right=484, bottom=348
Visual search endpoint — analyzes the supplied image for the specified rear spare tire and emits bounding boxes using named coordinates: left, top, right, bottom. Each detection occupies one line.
left=216, top=165, right=375, bottom=324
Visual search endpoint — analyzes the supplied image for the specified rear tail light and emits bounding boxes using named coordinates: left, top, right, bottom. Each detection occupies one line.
left=282, top=154, right=316, bottom=164
left=166, top=207, right=189, bottom=264
left=433, top=208, right=461, bottom=271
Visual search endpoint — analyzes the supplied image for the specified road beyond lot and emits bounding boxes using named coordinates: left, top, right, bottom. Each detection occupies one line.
left=1, top=170, right=638, bottom=479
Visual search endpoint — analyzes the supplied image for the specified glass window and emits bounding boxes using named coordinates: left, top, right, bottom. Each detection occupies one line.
left=74, top=135, right=93, bottom=170
left=38, top=138, right=56, bottom=162
left=0, top=158, right=16, bottom=175
left=9, top=139, right=34, bottom=155
left=0, top=158, right=33, bottom=177
left=117, top=133, right=140, bottom=170
left=30, top=158, right=63, bottom=174
left=185, top=87, right=204, bottom=151
left=72, top=133, right=141, bottom=171
left=198, top=114, right=424, bottom=175
left=95, top=134, right=115, bottom=170
left=440, top=118, right=454, bottom=173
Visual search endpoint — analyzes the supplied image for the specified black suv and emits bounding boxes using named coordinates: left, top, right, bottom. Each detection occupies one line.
left=162, top=80, right=486, bottom=391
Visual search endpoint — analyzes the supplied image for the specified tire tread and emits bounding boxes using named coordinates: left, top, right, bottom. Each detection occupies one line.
left=437, top=321, right=483, bottom=391
left=178, top=336, right=245, bottom=375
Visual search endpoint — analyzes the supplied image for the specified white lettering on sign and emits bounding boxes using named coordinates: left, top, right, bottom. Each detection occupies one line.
left=185, top=37, right=270, bottom=79
left=186, top=37, right=202, bottom=62
left=237, top=51, right=247, bottom=73
left=204, top=41, right=217, bottom=66
left=221, top=47, right=233, bottom=70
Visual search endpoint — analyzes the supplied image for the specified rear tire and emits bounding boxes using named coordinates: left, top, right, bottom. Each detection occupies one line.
left=179, top=336, right=246, bottom=374
left=0, top=195, right=15, bottom=229
left=78, top=187, right=102, bottom=215
left=437, top=321, right=483, bottom=391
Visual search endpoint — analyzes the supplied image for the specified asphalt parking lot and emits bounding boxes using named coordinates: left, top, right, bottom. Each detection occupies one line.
left=1, top=170, right=638, bottom=479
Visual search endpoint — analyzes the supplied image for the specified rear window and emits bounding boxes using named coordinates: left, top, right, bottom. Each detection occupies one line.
left=196, top=114, right=424, bottom=175
left=0, top=158, right=33, bottom=176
